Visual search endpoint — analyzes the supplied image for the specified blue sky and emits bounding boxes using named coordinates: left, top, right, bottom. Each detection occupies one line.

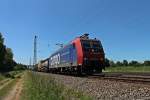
left=0, top=0, right=150, bottom=64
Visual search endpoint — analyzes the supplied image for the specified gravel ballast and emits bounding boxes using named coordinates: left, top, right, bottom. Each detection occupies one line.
left=47, top=73, right=150, bottom=100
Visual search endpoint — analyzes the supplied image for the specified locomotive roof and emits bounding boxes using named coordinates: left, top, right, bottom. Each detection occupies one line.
left=49, top=36, right=101, bottom=56
left=39, top=34, right=101, bottom=62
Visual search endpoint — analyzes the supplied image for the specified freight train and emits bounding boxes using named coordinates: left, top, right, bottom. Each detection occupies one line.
left=37, top=34, right=105, bottom=74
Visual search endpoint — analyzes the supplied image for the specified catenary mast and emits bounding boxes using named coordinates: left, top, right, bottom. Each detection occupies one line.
left=33, top=35, right=37, bottom=69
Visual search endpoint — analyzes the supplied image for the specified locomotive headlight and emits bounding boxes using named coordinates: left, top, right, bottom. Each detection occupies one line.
left=92, top=49, right=94, bottom=52
left=84, top=58, right=88, bottom=60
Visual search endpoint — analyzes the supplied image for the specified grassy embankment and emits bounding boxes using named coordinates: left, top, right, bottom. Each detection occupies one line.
left=0, top=74, right=5, bottom=81
left=105, top=66, right=150, bottom=72
left=0, top=71, right=22, bottom=81
left=21, top=71, right=92, bottom=100
left=0, top=78, right=18, bottom=99
left=0, top=71, right=23, bottom=99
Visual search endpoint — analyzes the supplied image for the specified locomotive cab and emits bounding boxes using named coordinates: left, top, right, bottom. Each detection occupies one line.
left=80, top=35, right=105, bottom=73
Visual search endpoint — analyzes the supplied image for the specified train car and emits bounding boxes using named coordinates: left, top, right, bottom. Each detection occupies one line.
left=37, top=58, right=49, bottom=72
left=47, top=34, right=105, bottom=74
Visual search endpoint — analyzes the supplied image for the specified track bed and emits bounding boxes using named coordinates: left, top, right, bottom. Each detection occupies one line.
left=87, top=72, right=150, bottom=84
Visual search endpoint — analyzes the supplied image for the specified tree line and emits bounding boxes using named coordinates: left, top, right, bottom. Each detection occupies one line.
left=105, top=59, right=150, bottom=67
left=0, top=33, right=26, bottom=72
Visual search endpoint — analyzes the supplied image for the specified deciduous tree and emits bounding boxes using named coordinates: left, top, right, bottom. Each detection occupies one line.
left=144, top=60, right=150, bottom=66
left=123, top=60, right=128, bottom=66
left=0, top=33, right=6, bottom=71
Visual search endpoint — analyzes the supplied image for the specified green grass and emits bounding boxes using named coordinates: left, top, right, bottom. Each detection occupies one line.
left=5, top=70, right=23, bottom=78
left=105, top=66, right=150, bottom=72
left=21, top=71, right=92, bottom=100
left=0, top=71, right=23, bottom=99
left=0, top=70, right=23, bottom=81
left=0, top=74, right=5, bottom=81
left=0, top=78, right=18, bottom=99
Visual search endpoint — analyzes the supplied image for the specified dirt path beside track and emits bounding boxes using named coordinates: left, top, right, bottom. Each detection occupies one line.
left=3, top=76, right=23, bottom=100
left=0, top=79, right=12, bottom=90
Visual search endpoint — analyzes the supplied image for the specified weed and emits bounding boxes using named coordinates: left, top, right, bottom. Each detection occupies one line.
left=21, top=71, right=92, bottom=100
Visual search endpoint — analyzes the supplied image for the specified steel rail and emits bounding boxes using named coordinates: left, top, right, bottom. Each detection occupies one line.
left=87, top=73, right=150, bottom=84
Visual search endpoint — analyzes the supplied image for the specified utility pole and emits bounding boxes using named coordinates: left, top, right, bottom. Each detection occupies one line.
left=29, top=57, right=32, bottom=69
left=33, top=35, right=37, bottom=69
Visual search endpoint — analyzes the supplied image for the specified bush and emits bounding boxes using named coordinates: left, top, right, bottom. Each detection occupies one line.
left=144, top=61, right=150, bottom=66
left=14, top=64, right=27, bottom=71
left=3, top=73, right=15, bottom=79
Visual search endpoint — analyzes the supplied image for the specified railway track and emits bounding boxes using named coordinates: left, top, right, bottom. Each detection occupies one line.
left=87, top=72, right=150, bottom=84
left=38, top=71, right=150, bottom=84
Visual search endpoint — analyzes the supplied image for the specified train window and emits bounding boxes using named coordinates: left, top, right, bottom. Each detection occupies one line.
left=82, top=40, right=103, bottom=53
left=92, top=41, right=102, bottom=49
left=84, top=43, right=90, bottom=48
left=82, top=41, right=90, bottom=48
left=92, top=43, right=100, bottom=48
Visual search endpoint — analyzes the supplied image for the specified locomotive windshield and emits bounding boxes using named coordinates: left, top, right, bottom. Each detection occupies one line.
left=81, top=40, right=103, bottom=53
